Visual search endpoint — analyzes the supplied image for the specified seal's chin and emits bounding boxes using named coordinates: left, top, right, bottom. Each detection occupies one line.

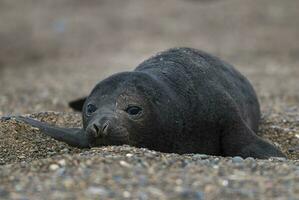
left=104, top=132, right=130, bottom=146
left=86, top=134, right=98, bottom=147
left=86, top=132, right=130, bottom=147
left=89, top=137, right=129, bottom=147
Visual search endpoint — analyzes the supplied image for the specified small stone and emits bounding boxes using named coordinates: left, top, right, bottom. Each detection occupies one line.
left=0, top=187, right=9, bottom=197
left=61, top=148, right=69, bottom=153
left=49, top=164, right=59, bottom=171
left=269, top=157, right=286, bottom=161
left=137, top=191, right=148, bottom=200
left=204, top=184, right=216, bottom=193
left=15, top=184, right=23, bottom=192
left=18, top=155, right=26, bottom=159
left=47, top=151, right=56, bottom=156
left=147, top=187, right=164, bottom=197
left=211, top=158, right=220, bottom=165
left=232, top=156, right=244, bottom=164
left=192, top=154, right=209, bottom=159
left=20, top=161, right=27, bottom=168
left=123, top=191, right=131, bottom=198
left=119, top=160, right=131, bottom=168
left=199, top=159, right=210, bottom=165
left=126, top=153, right=133, bottom=157
left=113, top=175, right=122, bottom=182
left=245, top=157, right=255, bottom=162
left=55, top=168, right=66, bottom=177
left=63, top=179, right=74, bottom=188
left=58, top=159, right=66, bottom=166
left=86, top=160, right=93, bottom=166
left=222, top=180, right=229, bottom=186
left=179, top=188, right=204, bottom=200
left=87, top=186, right=109, bottom=196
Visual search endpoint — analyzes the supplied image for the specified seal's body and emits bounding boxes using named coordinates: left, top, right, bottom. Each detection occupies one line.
left=15, top=48, right=285, bottom=158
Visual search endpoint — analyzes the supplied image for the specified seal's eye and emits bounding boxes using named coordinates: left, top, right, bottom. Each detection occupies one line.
left=125, top=106, right=142, bottom=116
left=86, top=104, right=97, bottom=115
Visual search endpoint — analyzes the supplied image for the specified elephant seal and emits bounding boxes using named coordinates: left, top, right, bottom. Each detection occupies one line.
left=13, top=47, right=285, bottom=158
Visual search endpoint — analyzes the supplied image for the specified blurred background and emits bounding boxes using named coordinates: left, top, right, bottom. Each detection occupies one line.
left=0, top=0, right=298, bottom=116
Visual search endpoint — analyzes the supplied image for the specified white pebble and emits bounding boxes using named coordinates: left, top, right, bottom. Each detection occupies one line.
left=49, top=164, right=59, bottom=171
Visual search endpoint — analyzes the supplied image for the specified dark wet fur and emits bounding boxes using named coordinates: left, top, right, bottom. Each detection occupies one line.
left=15, top=48, right=286, bottom=158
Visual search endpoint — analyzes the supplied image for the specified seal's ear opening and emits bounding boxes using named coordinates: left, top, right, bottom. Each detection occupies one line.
left=69, top=97, right=87, bottom=112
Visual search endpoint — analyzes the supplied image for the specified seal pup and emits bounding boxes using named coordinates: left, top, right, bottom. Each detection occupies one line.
left=13, top=47, right=285, bottom=158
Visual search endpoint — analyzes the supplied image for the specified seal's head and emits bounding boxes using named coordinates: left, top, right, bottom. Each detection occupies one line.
left=82, top=72, right=182, bottom=150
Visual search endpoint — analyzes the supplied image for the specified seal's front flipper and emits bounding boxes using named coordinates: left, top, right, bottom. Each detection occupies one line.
left=222, top=121, right=286, bottom=159
left=69, top=97, right=87, bottom=112
left=15, top=116, right=89, bottom=148
left=0, top=116, right=11, bottom=121
left=237, top=135, right=286, bottom=159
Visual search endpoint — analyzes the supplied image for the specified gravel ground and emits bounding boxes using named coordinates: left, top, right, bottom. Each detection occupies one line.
left=0, top=0, right=299, bottom=199
left=0, top=146, right=298, bottom=200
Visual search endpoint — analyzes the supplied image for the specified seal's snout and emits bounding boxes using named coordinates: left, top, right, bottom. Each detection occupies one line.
left=89, top=120, right=110, bottom=138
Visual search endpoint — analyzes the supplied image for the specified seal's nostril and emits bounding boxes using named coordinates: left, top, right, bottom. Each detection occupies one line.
left=93, top=124, right=99, bottom=134
left=102, top=122, right=109, bottom=135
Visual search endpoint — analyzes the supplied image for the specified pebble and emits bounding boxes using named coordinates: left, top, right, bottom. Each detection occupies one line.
left=222, top=180, right=229, bottom=186
left=55, top=168, right=66, bottom=177
left=0, top=159, right=5, bottom=165
left=147, top=187, right=164, bottom=197
left=119, top=160, right=132, bottom=168
left=295, top=167, right=299, bottom=176
left=0, top=187, right=9, bottom=197
left=210, top=157, right=220, bottom=165
left=20, top=161, right=27, bottom=168
left=18, top=155, right=26, bottom=159
left=192, top=154, right=209, bottom=159
left=199, top=159, right=210, bottom=165
left=63, top=179, right=74, bottom=188
left=232, top=156, right=244, bottom=164
left=49, top=164, right=60, bottom=171
left=123, top=191, right=131, bottom=198
left=86, top=186, right=109, bottom=196
left=61, top=148, right=69, bottom=153
left=15, top=184, right=23, bottom=192
left=126, top=153, right=133, bottom=157
left=57, top=159, right=66, bottom=166
left=137, top=191, right=148, bottom=200
left=47, top=151, right=57, bottom=156
left=269, top=157, right=287, bottom=162
left=179, top=189, right=204, bottom=200
left=245, top=157, right=255, bottom=162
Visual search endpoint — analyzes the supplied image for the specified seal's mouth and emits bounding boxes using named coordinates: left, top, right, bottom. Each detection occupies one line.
left=86, top=133, right=99, bottom=147
left=87, top=137, right=129, bottom=147
left=86, top=128, right=129, bottom=147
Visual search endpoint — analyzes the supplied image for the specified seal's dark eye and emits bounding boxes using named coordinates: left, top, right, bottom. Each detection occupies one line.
left=125, top=106, right=142, bottom=115
left=86, top=104, right=97, bottom=115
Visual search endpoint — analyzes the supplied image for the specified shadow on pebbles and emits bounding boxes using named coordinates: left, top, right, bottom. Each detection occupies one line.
left=0, top=111, right=298, bottom=199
